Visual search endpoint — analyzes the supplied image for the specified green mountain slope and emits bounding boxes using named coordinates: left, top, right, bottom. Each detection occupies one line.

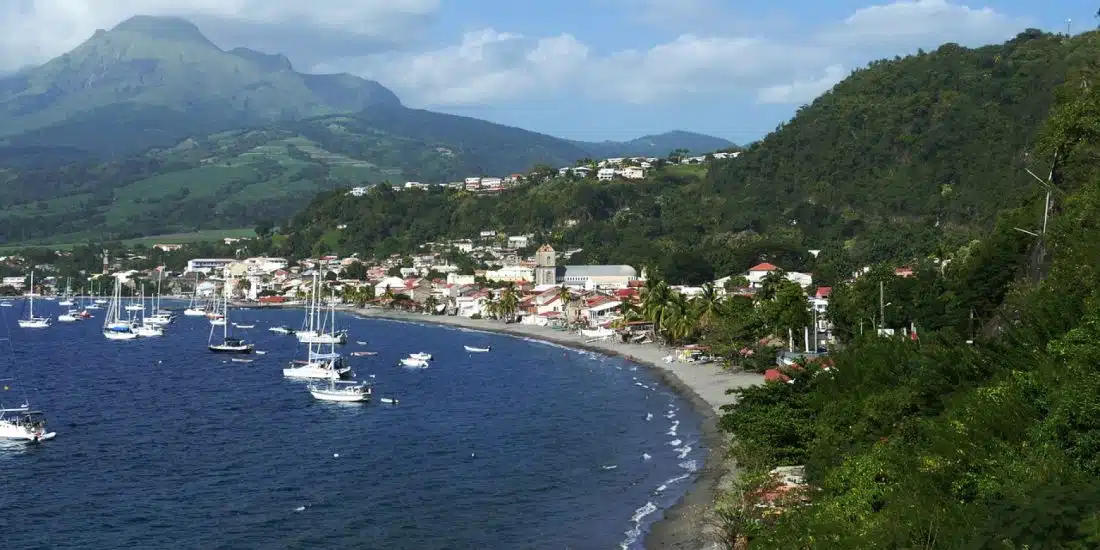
left=0, top=15, right=400, bottom=156
left=270, top=29, right=1095, bottom=281
left=705, top=29, right=1077, bottom=250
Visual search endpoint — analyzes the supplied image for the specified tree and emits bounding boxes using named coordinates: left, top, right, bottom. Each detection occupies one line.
left=342, top=261, right=367, bottom=281
left=254, top=220, right=274, bottom=238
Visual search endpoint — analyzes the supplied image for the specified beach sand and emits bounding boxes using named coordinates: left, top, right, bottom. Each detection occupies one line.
left=342, top=307, right=762, bottom=549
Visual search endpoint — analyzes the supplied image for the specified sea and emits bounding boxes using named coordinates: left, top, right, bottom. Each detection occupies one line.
left=0, top=300, right=704, bottom=549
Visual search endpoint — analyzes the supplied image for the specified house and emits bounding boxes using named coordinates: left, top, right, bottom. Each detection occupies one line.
left=1, top=276, right=24, bottom=289
left=464, top=177, right=481, bottom=191
left=895, top=267, right=914, bottom=278
left=622, top=166, right=646, bottom=179
left=347, top=186, right=369, bottom=196
left=507, top=235, right=530, bottom=249
left=573, top=167, right=593, bottom=178
left=582, top=300, right=622, bottom=326
left=373, top=277, right=408, bottom=298
left=597, top=168, right=616, bottom=181
left=746, top=263, right=780, bottom=287
left=481, top=177, right=503, bottom=189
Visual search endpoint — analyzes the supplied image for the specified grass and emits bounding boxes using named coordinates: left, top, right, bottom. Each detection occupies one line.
left=0, top=228, right=255, bottom=252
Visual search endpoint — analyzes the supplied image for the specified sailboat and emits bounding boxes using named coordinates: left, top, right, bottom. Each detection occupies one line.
left=183, top=273, right=206, bottom=316
left=57, top=278, right=74, bottom=307
left=103, top=277, right=138, bottom=340
left=208, top=291, right=253, bottom=353
left=85, top=281, right=101, bottom=309
left=296, top=274, right=348, bottom=344
left=17, top=272, right=50, bottom=328
left=132, top=285, right=163, bottom=337
left=144, top=271, right=174, bottom=326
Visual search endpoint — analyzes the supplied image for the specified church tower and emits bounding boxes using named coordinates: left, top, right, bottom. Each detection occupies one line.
left=535, top=244, right=557, bottom=285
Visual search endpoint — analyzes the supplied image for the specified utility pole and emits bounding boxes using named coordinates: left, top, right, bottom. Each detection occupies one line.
left=879, top=280, right=885, bottom=332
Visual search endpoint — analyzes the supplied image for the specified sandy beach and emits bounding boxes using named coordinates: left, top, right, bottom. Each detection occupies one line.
left=339, top=306, right=763, bottom=549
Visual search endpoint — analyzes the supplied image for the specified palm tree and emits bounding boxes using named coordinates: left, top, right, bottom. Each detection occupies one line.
left=694, top=282, right=723, bottom=328
left=641, top=278, right=673, bottom=337
left=499, top=284, right=519, bottom=322
left=556, top=284, right=574, bottom=322
left=424, top=295, right=439, bottom=314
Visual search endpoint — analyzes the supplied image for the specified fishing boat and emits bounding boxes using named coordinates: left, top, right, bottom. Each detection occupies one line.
left=208, top=292, right=253, bottom=353
left=17, top=272, right=50, bottom=328
left=308, top=380, right=372, bottom=402
left=464, top=345, right=491, bottom=353
left=103, top=278, right=138, bottom=340
left=0, top=402, right=55, bottom=443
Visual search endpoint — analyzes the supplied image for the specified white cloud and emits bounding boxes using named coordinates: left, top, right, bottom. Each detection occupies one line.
left=0, top=0, right=438, bottom=72
left=757, top=65, right=848, bottom=105
left=322, top=0, right=1023, bottom=108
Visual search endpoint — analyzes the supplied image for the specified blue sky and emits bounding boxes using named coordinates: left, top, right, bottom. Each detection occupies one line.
left=1, top=0, right=1091, bottom=143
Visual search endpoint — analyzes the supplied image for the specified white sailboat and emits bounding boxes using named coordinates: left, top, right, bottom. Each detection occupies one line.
left=57, top=278, right=74, bottom=307
left=132, top=286, right=163, bottom=337
left=183, top=273, right=206, bottom=316
left=145, top=272, right=174, bottom=326
left=17, top=272, right=50, bottom=329
left=308, top=379, right=371, bottom=402
left=296, top=273, right=348, bottom=344
left=103, top=278, right=137, bottom=340
left=208, top=291, right=253, bottom=353
left=284, top=316, right=352, bottom=380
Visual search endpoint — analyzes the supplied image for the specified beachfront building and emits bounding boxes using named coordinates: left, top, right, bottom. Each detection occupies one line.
left=186, top=258, right=234, bottom=274
left=533, top=244, right=640, bottom=289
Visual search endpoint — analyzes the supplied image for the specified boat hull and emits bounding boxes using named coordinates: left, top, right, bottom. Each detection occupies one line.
left=183, top=309, right=206, bottom=316
left=309, top=389, right=369, bottom=402
left=18, top=318, right=50, bottom=328
left=103, top=330, right=138, bottom=340
left=209, top=345, right=253, bottom=354
left=400, top=358, right=429, bottom=368
left=464, top=346, right=490, bottom=352
left=0, top=423, right=56, bottom=442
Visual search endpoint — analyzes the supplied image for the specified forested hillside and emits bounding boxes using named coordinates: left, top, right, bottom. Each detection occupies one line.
left=277, top=30, right=1096, bottom=282
left=711, top=44, right=1100, bottom=547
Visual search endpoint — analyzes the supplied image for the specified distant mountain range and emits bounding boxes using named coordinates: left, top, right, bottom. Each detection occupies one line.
left=0, top=15, right=732, bottom=162
left=0, top=15, right=733, bottom=244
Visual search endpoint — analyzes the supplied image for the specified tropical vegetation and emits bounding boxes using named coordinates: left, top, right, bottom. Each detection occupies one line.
left=708, top=43, right=1100, bottom=548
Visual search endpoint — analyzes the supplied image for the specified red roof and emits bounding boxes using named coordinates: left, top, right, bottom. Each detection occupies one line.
left=764, top=369, right=791, bottom=383
left=615, top=288, right=639, bottom=298
left=815, top=286, right=832, bottom=299
left=749, top=262, right=779, bottom=272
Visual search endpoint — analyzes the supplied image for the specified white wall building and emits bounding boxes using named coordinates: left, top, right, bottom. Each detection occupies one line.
left=485, top=265, right=534, bottom=283
left=187, top=258, right=234, bottom=274
left=623, top=166, right=646, bottom=179
left=597, top=168, right=616, bottom=181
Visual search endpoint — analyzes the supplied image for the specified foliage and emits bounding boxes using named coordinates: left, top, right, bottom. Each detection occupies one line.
left=713, top=73, right=1100, bottom=548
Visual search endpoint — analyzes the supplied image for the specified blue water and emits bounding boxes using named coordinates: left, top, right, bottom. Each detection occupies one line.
left=0, top=301, right=703, bottom=549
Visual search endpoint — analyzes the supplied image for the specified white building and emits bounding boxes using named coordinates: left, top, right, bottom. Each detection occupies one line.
left=447, top=273, right=476, bottom=285
left=1, top=276, right=24, bottom=289
left=597, top=168, right=616, bottom=181
left=622, top=166, right=646, bottom=179
left=485, top=265, right=534, bottom=283
left=507, top=235, right=530, bottom=248
left=187, top=258, right=234, bottom=274
left=347, top=186, right=369, bottom=196
left=745, top=262, right=813, bottom=289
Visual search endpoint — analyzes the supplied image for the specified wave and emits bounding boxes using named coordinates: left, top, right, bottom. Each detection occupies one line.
left=666, top=420, right=679, bottom=436
left=679, top=460, right=698, bottom=472
left=620, top=501, right=658, bottom=550
left=667, top=439, right=682, bottom=447
left=675, top=445, right=692, bottom=459
left=601, top=464, right=618, bottom=470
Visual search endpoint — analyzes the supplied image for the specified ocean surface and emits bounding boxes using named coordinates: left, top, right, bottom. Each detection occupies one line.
left=0, top=300, right=704, bottom=549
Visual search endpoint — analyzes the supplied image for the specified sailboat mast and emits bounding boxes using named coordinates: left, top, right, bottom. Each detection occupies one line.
left=28, top=272, right=34, bottom=317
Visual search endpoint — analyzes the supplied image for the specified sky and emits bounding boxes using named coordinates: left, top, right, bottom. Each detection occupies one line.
left=0, top=0, right=1091, bottom=143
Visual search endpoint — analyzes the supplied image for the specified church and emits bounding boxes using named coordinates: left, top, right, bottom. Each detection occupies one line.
left=534, top=244, right=640, bottom=289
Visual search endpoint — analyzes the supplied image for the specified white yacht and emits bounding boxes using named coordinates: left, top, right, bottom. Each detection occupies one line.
left=284, top=348, right=352, bottom=380
left=410, top=352, right=432, bottom=361
left=400, top=357, right=429, bottom=368
left=0, top=402, right=55, bottom=443
left=17, top=272, right=50, bottom=329
left=308, top=380, right=372, bottom=402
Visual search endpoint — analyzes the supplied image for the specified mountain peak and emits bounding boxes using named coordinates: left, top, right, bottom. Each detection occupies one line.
left=109, top=15, right=214, bottom=45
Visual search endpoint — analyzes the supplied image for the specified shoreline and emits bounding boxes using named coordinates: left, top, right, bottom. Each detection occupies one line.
left=332, top=306, right=762, bottom=549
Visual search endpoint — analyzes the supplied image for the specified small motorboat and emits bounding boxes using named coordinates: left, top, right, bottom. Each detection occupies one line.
left=0, top=301, right=12, bottom=307
left=380, top=397, right=399, bottom=405
left=255, top=350, right=267, bottom=355
left=231, top=358, right=254, bottom=363
left=400, top=357, right=429, bottom=368
left=309, top=380, right=372, bottom=402
left=350, top=351, right=377, bottom=357
left=464, top=345, right=491, bottom=353
left=269, top=326, right=293, bottom=334
left=233, top=323, right=255, bottom=329
left=209, top=337, right=254, bottom=354
left=409, top=352, right=432, bottom=361
left=58, top=311, right=80, bottom=323
left=357, top=341, right=367, bottom=345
